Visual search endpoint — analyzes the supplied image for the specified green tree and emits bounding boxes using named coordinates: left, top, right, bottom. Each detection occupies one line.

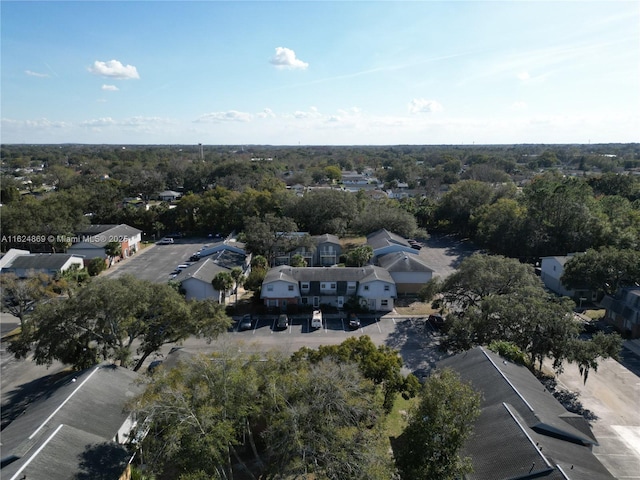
left=289, top=253, right=307, bottom=267
left=561, top=247, right=640, bottom=298
left=230, top=267, right=245, bottom=303
left=104, top=241, right=122, bottom=261
left=0, top=272, right=53, bottom=330
left=434, top=180, right=495, bottom=237
left=242, top=214, right=299, bottom=265
left=345, top=245, right=373, bottom=267
left=212, top=271, right=234, bottom=304
left=395, top=368, right=481, bottom=480
left=87, top=257, right=107, bottom=276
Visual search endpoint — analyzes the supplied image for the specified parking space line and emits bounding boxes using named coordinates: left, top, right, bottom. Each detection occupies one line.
left=375, top=318, right=382, bottom=333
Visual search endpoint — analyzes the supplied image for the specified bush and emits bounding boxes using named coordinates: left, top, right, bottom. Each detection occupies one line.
left=87, top=257, right=107, bottom=276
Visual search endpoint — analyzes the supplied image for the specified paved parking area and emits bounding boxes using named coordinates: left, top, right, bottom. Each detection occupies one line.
left=103, top=238, right=212, bottom=283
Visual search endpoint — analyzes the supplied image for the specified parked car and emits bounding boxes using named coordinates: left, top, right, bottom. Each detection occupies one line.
left=156, top=237, right=174, bottom=244
left=276, top=314, right=289, bottom=330
left=189, top=252, right=201, bottom=262
left=348, top=313, right=361, bottom=329
left=311, top=310, right=323, bottom=329
left=238, top=314, right=253, bottom=331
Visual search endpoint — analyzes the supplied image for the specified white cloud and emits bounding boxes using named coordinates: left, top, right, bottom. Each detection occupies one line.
left=25, top=70, right=50, bottom=78
left=102, top=84, right=119, bottom=91
left=269, top=47, right=309, bottom=70
left=88, top=59, right=140, bottom=79
left=517, top=71, right=530, bottom=81
left=408, top=98, right=443, bottom=114
left=256, top=108, right=276, bottom=119
left=195, top=110, right=253, bottom=123
left=511, top=101, right=528, bottom=110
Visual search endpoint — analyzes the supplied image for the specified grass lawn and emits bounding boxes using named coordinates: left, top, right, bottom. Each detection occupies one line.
left=583, top=309, right=606, bottom=320
left=386, top=393, right=418, bottom=439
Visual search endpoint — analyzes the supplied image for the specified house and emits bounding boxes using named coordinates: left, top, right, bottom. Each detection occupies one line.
left=0, top=248, right=30, bottom=271
left=176, top=249, right=248, bottom=302
left=366, top=228, right=416, bottom=259
left=260, top=265, right=396, bottom=312
left=540, top=254, right=596, bottom=303
left=1, top=253, right=84, bottom=278
left=1, top=364, right=143, bottom=480
left=68, top=224, right=142, bottom=263
left=273, top=233, right=342, bottom=267
left=376, top=251, right=433, bottom=294
left=157, top=190, right=182, bottom=202
left=438, top=347, right=615, bottom=480
left=600, top=287, right=640, bottom=338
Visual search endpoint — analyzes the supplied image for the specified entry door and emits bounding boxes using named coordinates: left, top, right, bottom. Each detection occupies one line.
left=337, top=296, right=344, bottom=309
left=313, top=296, right=320, bottom=308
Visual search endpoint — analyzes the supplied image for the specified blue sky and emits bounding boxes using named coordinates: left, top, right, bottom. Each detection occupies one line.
left=1, top=1, right=638, bottom=145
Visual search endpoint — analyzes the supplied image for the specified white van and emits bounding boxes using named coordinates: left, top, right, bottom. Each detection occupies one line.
left=311, top=310, right=323, bottom=329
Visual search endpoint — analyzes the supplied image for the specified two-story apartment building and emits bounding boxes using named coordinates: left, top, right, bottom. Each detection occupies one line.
left=274, top=233, right=342, bottom=267
left=601, top=287, right=640, bottom=338
left=260, top=265, right=396, bottom=312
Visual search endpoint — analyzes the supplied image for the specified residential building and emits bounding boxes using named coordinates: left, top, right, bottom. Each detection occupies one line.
left=1, top=253, right=84, bottom=278
left=68, top=224, right=142, bottom=263
left=438, top=347, right=615, bottom=480
left=0, top=248, right=30, bottom=271
left=376, top=251, right=433, bottom=294
left=540, top=254, right=596, bottom=303
left=274, top=233, right=342, bottom=267
left=260, top=265, right=396, bottom=312
left=601, top=287, right=640, bottom=338
left=366, top=228, right=416, bottom=259
left=157, top=190, right=182, bottom=202
left=1, top=364, right=142, bottom=480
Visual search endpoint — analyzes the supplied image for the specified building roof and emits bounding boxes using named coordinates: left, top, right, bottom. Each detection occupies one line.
left=72, top=224, right=142, bottom=248
left=377, top=251, right=434, bottom=273
left=0, top=248, right=30, bottom=270
left=3, top=253, right=82, bottom=271
left=1, top=364, right=142, bottom=480
left=366, top=228, right=412, bottom=250
left=313, top=233, right=340, bottom=245
left=262, top=265, right=394, bottom=284
left=438, top=348, right=614, bottom=480
left=175, top=257, right=234, bottom=283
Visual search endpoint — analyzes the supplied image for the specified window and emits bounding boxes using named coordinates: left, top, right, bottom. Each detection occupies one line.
left=330, top=283, right=336, bottom=289
left=288, top=285, right=294, bottom=291
left=301, top=297, right=308, bottom=304
left=301, top=282, right=309, bottom=289
left=267, top=285, right=273, bottom=292
left=381, top=299, right=388, bottom=306
left=384, top=285, right=390, bottom=291
left=364, top=285, right=369, bottom=291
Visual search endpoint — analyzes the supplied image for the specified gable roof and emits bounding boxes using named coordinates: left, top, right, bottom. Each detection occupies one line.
left=0, top=248, right=30, bottom=270
left=262, top=265, right=394, bottom=284
left=175, top=257, right=234, bottom=283
left=366, top=228, right=412, bottom=252
left=313, top=233, right=340, bottom=245
left=438, top=348, right=614, bottom=480
left=377, top=251, right=434, bottom=273
left=73, top=224, right=142, bottom=248
left=3, top=253, right=81, bottom=271
left=1, top=364, right=142, bottom=480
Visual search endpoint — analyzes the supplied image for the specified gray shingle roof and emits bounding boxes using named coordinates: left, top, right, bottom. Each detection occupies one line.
left=1, top=364, right=142, bottom=480
left=377, top=251, right=434, bottom=273
left=438, top=348, right=615, bottom=480
left=175, top=257, right=232, bottom=283
left=3, top=253, right=80, bottom=271
left=73, top=224, right=142, bottom=248
left=263, top=265, right=394, bottom=284
left=366, top=228, right=411, bottom=250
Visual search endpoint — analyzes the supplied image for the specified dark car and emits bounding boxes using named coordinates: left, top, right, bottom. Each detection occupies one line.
left=348, top=313, right=361, bottom=329
left=276, top=314, right=289, bottom=330
left=427, top=314, right=446, bottom=329
left=238, top=314, right=253, bottom=331
left=189, top=252, right=201, bottom=262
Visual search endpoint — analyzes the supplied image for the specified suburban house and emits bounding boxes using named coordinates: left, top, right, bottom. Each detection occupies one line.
left=540, top=254, right=596, bottom=303
left=176, top=249, right=249, bottom=302
left=438, top=347, right=615, bottom=480
left=157, top=190, right=182, bottom=202
left=600, top=287, right=640, bottom=338
left=260, top=265, right=396, bottom=312
left=0, top=248, right=30, bottom=271
left=1, top=364, right=143, bottom=480
left=366, top=228, right=416, bottom=259
left=1, top=253, right=84, bottom=278
left=68, top=224, right=142, bottom=263
left=274, top=233, right=342, bottom=267
left=376, top=251, right=433, bottom=294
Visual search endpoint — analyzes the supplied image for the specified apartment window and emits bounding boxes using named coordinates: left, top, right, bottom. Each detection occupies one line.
left=330, top=283, right=336, bottom=289
left=381, top=299, right=388, bottom=306
left=364, top=285, right=369, bottom=291
left=288, top=285, right=294, bottom=291
left=301, top=283, right=309, bottom=289
left=384, top=285, right=390, bottom=291
left=267, top=285, right=273, bottom=292
left=301, top=297, right=308, bottom=304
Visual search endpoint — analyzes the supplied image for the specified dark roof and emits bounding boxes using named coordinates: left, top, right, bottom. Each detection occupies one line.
left=313, top=233, right=340, bottom=245
left=438, top=348, right=614, bottom=480
left=73, top=224, right=142, bottom=248
left=175, top=257, right=234, bottom=283
left=1, top=364, right=142, bottom=480
left=262, top=265, right=394, bottom=284
left=377, top=251, right=434, bottom=273
left=3, top=253, right=81, bottom=271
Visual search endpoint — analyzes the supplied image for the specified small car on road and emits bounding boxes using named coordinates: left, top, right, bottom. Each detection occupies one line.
left=348, top=313, right=361, bottom=329
left=276, top=314, right=289, bottom=330
left=238, top=314, right=253, bottom=331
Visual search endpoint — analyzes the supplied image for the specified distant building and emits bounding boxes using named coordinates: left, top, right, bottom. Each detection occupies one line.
left=540, top=254, right=597, bottom=303
left=601, top=287, right=640, bottom=338
left=68, top=224, right=142, bottom=263
left=1, top=253, right=84, bottom=278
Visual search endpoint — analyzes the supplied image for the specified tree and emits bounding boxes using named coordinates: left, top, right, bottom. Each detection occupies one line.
left=19, top=275, right=231, bottom=371
left=212, top=271, right=234, bottom=304
left=87, top=257, right=107, bottom=276
left=104, top=241, right=122, bottom=261
left=242, top=214, right=299, bottom=265
left=351, top=201, right=418, bottom=238
left=289, top=253, right=307, bottom=267
left=0, top=273, right=53, bottom=330
left=230, top=267, right=245, bottom=303
left=345, top=245, right=373, bottom=267
left=395, top=368, right=481, bottom=480
left=433, top=180, right=496, bottom=237
left=561, top=247, right=640, bottom=298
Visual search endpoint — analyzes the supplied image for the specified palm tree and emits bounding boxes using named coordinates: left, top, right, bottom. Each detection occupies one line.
left=212, top=272, right=234, bottom=304
left=230, top=267, right=244, bottom=304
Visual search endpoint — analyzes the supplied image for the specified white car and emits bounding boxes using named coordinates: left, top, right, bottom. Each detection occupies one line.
left=311, top=310, right=323, bottom=329
left=157, top=237, right=174, bottom=245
